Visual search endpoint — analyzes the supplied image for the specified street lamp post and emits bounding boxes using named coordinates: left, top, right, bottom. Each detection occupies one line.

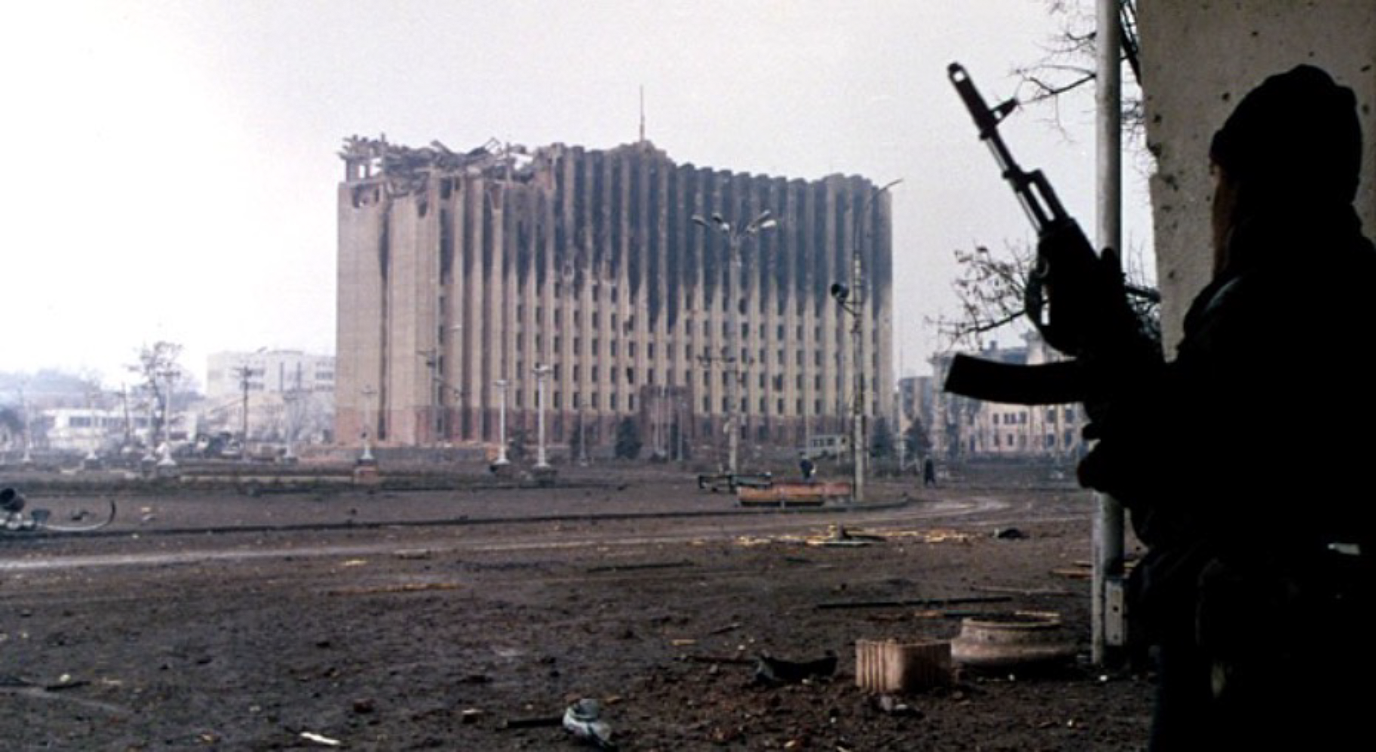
left=157, top=368, right=177, bottom=468
left=141, top=390, right=157, bottom=466
left=831, top=179, right=901, bottom=503
left=420, top=324, right=463, bottom=446
left=533, top=364, right=552, bottom=470
left=359, top=385, right=377, bottom=463
left=282, top=385, right=300, bottom=464
left=691, top=210, right=777, bottom=477
left=18, top=384, right=33, bottom=466
left=493, top=378, right=510, bottom=466
left=83, top=387, right=101, bottom=466
left=576, top=393, right=589, bottom=466
left=236, top=363, right=252, bottom=464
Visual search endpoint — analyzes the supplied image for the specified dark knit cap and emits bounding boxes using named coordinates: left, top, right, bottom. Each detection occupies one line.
left=1209, top=65, right=1362, bottom=205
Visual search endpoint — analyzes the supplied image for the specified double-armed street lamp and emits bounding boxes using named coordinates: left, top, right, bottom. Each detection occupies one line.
left=691, top=209, right=778, bottom=476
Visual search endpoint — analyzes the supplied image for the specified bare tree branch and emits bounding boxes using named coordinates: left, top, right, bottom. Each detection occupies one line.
left=1013, top=1, right=1143, bottom=134
left=935, top=239, right=1160, bottom=351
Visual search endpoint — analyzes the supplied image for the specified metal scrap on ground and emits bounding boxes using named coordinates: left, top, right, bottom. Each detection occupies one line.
left=735, top=526, right=972, bottom=548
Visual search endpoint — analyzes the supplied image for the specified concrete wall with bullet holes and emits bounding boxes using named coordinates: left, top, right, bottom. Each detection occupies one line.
left=1140, top=2, right=1376, bottom=349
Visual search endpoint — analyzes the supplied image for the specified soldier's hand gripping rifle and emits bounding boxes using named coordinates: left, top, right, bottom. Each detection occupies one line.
left=942, top=63, right=1157, bottom=405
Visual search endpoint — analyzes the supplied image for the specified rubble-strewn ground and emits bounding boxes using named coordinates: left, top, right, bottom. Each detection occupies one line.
left=1, top=464, right=1152, bottom=750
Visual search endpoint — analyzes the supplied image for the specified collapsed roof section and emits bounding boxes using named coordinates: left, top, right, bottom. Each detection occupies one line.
left=339, top=135, right=537, bottom=195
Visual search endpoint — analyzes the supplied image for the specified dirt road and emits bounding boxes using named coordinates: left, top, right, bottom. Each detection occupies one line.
left=1, top=469, right=1151, bottom=750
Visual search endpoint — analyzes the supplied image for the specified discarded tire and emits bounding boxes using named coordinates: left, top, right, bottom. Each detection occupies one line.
left=950, top=611, right=1076, bottom=670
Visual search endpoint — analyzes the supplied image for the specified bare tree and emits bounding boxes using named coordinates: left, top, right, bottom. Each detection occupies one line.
left=936, top=243, right=1037, bottom=349
left=933, top=239, right=1159, bottom=352
left=1015, top=1, right=1142, bottom=133
left=934, top=1, right=1156, bottom=351
left=127, top=341, right=184, bottom=447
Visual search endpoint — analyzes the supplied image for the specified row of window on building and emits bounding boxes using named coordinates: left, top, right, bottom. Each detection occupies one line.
left=519, top=302, right=882, bottom=347
left=972, top=429, right=1079, bottom=451
left=501, top=387, right=877, bottom=419
left=987, top=407, right=1077, bottom=426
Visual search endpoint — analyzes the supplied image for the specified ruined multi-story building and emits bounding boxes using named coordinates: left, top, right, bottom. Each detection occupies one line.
left=335, top=137, right=893, bottom=459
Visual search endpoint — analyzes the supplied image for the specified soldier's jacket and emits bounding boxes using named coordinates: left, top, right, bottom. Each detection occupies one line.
left=1078, top=201, right=1376, bottom=639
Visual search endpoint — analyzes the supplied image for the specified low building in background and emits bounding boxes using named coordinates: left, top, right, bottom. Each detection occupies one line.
left=203, top=350, right=336, bottom=448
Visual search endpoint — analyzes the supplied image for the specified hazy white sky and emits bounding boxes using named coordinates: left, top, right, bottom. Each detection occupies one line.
left=1, top=0, right=1152, bottom=388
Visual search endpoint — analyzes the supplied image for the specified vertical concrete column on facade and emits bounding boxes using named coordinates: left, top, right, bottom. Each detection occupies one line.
left=797, top=180, right=816, bottom=444
left=460, top=179, right=481, bottom=441
left=420, top=176, right=443, bottom=446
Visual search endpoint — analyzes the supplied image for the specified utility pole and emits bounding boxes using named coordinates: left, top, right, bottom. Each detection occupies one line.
left=1093, top=0, right=1126, bottom=667
left=831, top=179, right=901, bottom=503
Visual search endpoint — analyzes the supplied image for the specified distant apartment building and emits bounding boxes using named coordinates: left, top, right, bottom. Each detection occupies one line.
left=204, top=350, right=335, bottom=444
left=334, top=137, right=894, bottom=454
left=206, top=350, right=336, bottom=400
left=929, top=334, right=1086, bottom=461
left=897, top=374, right=936, bottom=426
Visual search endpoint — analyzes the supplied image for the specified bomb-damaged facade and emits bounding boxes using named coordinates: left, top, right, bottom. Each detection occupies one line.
left=335, top=137, right=893, bottom=457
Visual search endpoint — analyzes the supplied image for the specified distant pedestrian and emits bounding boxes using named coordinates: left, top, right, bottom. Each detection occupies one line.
left=922, top=457, right=936, bottom=487
left=799, top=456, right=816, bottom=483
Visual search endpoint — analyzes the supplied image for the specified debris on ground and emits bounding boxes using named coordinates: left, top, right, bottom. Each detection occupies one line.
left=818, top=524, right=886, bottom=547
left=993, top=527, right=1026, bottom=540
left=738, top=525, right=968, bottom=549
left=873, top=693, right=923, bottom=717
left=816, top=595, right=1011, bottom=611
left=753, top=651, right=838, bottom=686
left=586, top=560, right=694, bottom=574
left=856, top=639, right=952, bottom=692
left=501, top=714, right=563, bottom=729
left=300, top=731, right=342, bottom=747
left=327, top=581, right=463, bottom=596
left=971, top=584, right=1074, bottom=597
left=563, top=698, right=616, bottom=749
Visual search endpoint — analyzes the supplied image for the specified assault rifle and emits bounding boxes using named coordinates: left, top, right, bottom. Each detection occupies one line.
left=942, top=63, right=1156, bottom=405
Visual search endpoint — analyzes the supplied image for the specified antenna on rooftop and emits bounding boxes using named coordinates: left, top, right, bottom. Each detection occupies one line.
left=639, top=85, right=646, bottom=145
